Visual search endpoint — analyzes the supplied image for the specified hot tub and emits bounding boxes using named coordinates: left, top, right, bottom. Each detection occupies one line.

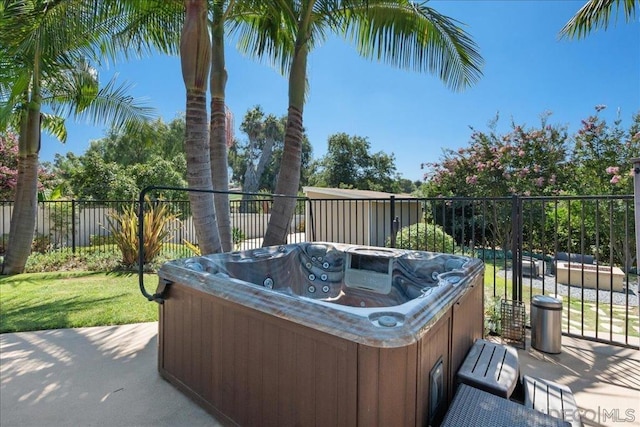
left=157, top=242, right=484, bottom=426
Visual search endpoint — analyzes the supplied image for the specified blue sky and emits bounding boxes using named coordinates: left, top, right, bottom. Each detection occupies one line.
left=40, top=0, right=640, bottom=182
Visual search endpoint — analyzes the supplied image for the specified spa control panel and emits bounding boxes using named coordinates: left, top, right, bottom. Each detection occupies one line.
left=344, top=248, right=396, bottom=294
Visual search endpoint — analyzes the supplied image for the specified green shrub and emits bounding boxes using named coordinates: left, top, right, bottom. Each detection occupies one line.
left=388, top=222, right=456, bottom=253
left=25, top=251, right=121, bottom=273
left=32, top=234, right=53, bottom=254
left=89, top=234, right=117, bottom=246
left=106, top=199, right=180, bottom=267
left=484, top=295, right=502, bottom=336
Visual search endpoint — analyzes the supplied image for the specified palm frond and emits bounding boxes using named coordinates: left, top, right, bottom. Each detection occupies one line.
left=231, top=1, right=297, bottom=76
left=99, top=0, right=184, bottom=60
left=560, top=0, right=638, bottom=39
left=41, top=113, right=68, bottom=143
left=337, top=0, right=483, bottom=91
left=78, top=77, right=154, bottom=132
left=47, top=74, right=154, bottom=134
left=1, top=0, right=104, bottom=66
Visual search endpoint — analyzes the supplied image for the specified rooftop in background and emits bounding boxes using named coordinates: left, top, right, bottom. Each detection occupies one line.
left=303, top=187, right=416, bottom=199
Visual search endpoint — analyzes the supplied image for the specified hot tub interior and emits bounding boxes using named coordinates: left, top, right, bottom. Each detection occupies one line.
left=182, top=242, right=470, bottom=308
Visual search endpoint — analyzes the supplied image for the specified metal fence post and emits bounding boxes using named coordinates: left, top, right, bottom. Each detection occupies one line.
left=390, top=196, right=396, bottom=248
left=511, top=195, right=522, bottom=302
left=71, top=199, right=76, bottom=254
left=633, top=158, right=640, bottom=278
left=307, top=198, right=316, bottom=242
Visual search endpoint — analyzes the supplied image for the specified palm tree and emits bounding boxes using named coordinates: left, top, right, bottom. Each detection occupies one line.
left=115, top=0, right=234, bottom=253
left=561, top=0, right=638, bottom=39
left=209, top=0, right=234, bottom=252
left=0, top=0, right=153, bottom=274
left=180, top=0, right=223, bottom=254
left=236, top=0, right=484, bottom=246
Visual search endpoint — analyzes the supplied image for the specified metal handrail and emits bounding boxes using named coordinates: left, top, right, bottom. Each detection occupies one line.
left=136, top=185, right=306, bottom=303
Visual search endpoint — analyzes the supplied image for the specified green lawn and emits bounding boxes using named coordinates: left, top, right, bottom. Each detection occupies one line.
left=0, top=271, right=158, bottom=333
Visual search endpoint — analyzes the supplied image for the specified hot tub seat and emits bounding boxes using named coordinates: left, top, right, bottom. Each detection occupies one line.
left=456, top=339, right=520, bottom=399
left=524, top=375, right=582, bottom=427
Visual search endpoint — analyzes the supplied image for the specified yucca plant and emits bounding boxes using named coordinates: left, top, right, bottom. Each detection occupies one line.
left=106, top=199, right=180, bottom=267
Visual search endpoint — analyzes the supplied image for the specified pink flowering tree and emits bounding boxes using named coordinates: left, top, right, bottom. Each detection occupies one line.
left=0, top=131, right=54, bottom=201
left=571, top=107, right=639, bottom=195
left=422, top=112, right=570, bottom=198
left=563, top=108, right=640, bottom=270
left=421, top=107, right=638, bottom=269
left=420, top=113, right=571, bottom=250
left=0, top=132, right=19, bottom=201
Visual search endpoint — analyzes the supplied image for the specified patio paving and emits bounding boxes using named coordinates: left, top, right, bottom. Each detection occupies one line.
left=501, top=333, right=640, bottom=427
left=1, top=322, right=638, bottom=426
left=0, top=323, right=219, bottom=427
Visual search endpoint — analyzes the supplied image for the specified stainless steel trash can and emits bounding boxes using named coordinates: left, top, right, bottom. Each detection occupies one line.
left=531, top=295, right=562, bottom=354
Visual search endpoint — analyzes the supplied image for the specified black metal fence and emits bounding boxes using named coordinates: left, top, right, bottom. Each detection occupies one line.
left=1, top=193, right=637, bottom=348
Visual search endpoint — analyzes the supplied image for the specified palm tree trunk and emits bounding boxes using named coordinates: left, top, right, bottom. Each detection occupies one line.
left=209, top=1, right=232, bottom=252
left=181, top=0, right=221, bottom=255
left=2, top=98, right=41, bottom=274
left=262, top=35, right=308, bottom=246
left=3, top=156, right=38, bottom=275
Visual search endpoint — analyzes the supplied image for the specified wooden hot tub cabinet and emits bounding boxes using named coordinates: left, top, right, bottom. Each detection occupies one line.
left=157, top=275, right=483, bottom=426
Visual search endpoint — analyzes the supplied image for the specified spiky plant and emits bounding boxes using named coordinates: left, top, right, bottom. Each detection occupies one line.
left=106, top=199, right=179, bottom=267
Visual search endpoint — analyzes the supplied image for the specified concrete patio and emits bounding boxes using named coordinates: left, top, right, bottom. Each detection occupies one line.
left=1, top=322, right=638, bottom=426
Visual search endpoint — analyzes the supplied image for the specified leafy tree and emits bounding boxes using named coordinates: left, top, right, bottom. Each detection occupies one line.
left=229, top=106, right=313, bottom=194
left=50, top=116, right=188, bottom=201
left=0, top=131, right=19, bottom=201
left=0, top=1, right=153, bottom=274
left=421, top=108, right=639, bottom=267
left=310, top=133, right=402, bottom=193
left=396, top=178, right=418, bottom=194
left=53, top=151, right=187, bottom=202
left=237, top=0, right=484, bottom=246
left=85, top=117, right=186, bottom=169
left=237, top=106, right=285, bottom=193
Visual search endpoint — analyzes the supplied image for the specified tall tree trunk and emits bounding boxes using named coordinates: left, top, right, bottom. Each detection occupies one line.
left=210, top=0, right=232, bottom=252
left=2, top=107, right=39, bottom=275
left=181, top=0, right=221, bottom=254
left=262, top=35, right=308, bottom=246
left=242, top=135, right=275, bottom=194
left=253, top=135, right=276, bottom=187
